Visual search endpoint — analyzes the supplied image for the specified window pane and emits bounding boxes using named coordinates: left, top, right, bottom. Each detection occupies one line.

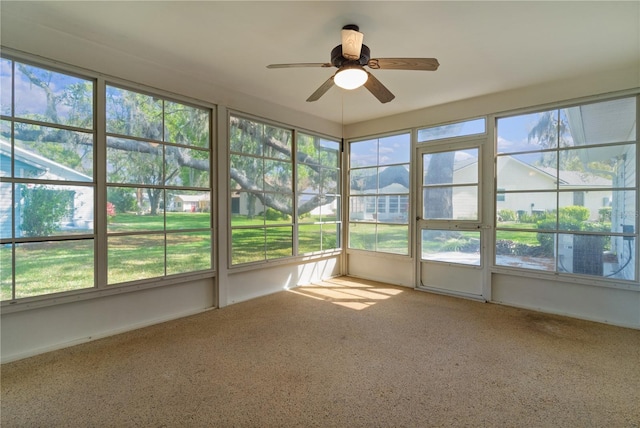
left=382, top=196, right=409, bottom=224
left=349, top=196, right=376, bottom=221
left=563, top=97, right=636, bottom=147
left=496, top=191, right=557, bottom=226
left=320, top=196, right=339, bottom=222
left=108, top=234, right=164, bottom=284
left=0, top=244, right=12, bottom=300
left=495, top=230, right=555, bottom=271
left=423, top=185, right=478, bottom=220
left=232, top=228, right=265, bottom=264
left=496, top=154, right=558, bottom=191
left=298, top=195, right=317, bottom=223
left=299, top=224, right=322, bottom=254
left=378, top=133, right=410, bottom=165
left=350, top=140, right=378, bottom=168
left=231, top=192, right=265, bottom=226
left=557, top=234, right=635, bottom=280
left=166, top=188, right=209, bottom=215
left=263, top=125, right=291, bottom=160
left=349, top=222, right=376, bottom=251
left=266, top=226, right=292, bottom=259
left=1, top=182, right=12, bottom=239
left=264, top=194, right=292, bottom=225
left=164, top=101, right=209, bottom=148
left=166, top=231, right=211, bottom=275
left=230, top=117, right=262, bottom=155
left=106, top=187, right=164, bottom=232
left=1, top=120, right=11, bottom=177
left=16, top=184, right=93, bottom=237
left=379, top=165, right=410, bottom=194
left=424, top=149, right=478, bottom=186
left=418, top=118, right=485, bottom=142
left=14, top=123, right=93, bottom=180
left=106, top=86, right=162, bottom=140
left=297, top=164, right=320, bottom=193
left=321, top=168, right=339, bottom=194
left=15, top=63, right=93, bottom=129
left=15, top=240, right=94, bottom=298
left=556, top=191, right=626, bottom=231
left=106, top=137, right=163, bottom=185
left=319, top=140, right=340, bottom=168
left=230, top=154, right=263, bottom=190
left=322, top=223, right=340, bottom=250
left=606, top=236, right=635, bottom=280
left=165, top=146, right=210, bottom=188
left=376, top=224, right=409, bottom=255
left=264, top=159, right=292, bottom=192
left=0, top=58, right=11, bottom=116
left=497, top=110, right=559, bottom=154
left=350, top=167, right=378, bottom=194
left=421, top=229, right=480, bottom=265
left=559, top=145, right=635, bottom=188
left=166, top=192, right=210, bottom=230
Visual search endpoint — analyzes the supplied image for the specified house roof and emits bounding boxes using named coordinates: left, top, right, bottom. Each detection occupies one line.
left=0, top=139, right=92, bottom=182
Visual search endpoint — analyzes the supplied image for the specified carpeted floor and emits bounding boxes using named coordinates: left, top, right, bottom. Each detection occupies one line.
left=2, top=276, right=639, bottom=427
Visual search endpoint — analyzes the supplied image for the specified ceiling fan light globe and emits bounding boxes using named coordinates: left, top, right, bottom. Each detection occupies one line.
left=334, top=67, right=368, bottom=90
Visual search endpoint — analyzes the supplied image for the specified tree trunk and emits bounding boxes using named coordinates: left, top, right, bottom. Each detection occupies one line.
left=424, top=152, right=455, bottom=219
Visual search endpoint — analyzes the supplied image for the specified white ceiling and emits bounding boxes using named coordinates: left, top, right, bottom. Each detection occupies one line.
left=1, top=1, right=638, bottom=125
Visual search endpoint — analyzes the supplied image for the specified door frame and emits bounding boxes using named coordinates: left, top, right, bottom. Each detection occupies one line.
left=414, top=137, right=489, bottom=301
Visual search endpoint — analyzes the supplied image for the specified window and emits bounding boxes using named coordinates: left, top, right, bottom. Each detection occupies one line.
left=0, top=54, right=214, bottom=303
left=495, top=97, right=637, bottom=280
left=417, top=118, right=485, bottom=142
left=1, top=59, right=96, bottom=300
left=420, top=148, right=479, bottom=221
left=348, top=133, right=410, bottom=255
left=297, top=133, right=341, bottom=254
left=229, top=115, right=341, bottom=265
left=106, top=85, right=212, bottom=283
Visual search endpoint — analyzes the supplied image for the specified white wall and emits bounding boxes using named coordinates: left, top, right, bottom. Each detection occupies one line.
left=347, top=252, right=414, bottom=288
left=492, top=274, right=640, bottom=328
left=1, top=279, right=215, bottom=362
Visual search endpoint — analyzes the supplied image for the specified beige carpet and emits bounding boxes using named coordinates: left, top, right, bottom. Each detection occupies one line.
left=2, top=276, right=639, bottom=427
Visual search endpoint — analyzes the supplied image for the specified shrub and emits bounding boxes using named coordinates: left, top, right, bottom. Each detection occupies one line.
left=20, top=186, right=71, bottom=237
left=598, top=207, right=612, bottom=222
left=265, top=207, right=290, bottom=221
left=498, top=209, right=516, bottom=222
left=560, top=205, right=590, bottom=222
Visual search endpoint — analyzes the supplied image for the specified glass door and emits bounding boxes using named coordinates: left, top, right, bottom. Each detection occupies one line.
left=417, top=142, right=485, bottom=299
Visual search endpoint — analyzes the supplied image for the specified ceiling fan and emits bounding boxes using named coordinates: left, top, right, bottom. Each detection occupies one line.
left=267, top=24, right=439, bottom=104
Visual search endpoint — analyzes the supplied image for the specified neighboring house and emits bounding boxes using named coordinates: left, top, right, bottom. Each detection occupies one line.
left=169, top=194, right=210, bottom=212
left=0, top=140, right=93, bottom=238
left=493, top=156, right=612, bottom=221
left=350, top=165, right=410, bottom=223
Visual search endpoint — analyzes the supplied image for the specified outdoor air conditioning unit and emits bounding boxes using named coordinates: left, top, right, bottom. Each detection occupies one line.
left=557, top=234, right=604, bottom=275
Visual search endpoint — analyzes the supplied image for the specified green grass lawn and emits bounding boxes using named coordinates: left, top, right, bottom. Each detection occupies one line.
left=496, top=222, right=541, bottom=245
left=6, top=214, right=541, bottom=301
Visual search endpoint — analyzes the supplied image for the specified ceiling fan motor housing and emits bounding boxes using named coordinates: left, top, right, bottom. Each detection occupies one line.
left=331, top=44, right=370, bottom=68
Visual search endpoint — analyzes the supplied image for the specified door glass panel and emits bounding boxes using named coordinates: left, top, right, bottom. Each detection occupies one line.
left=421, top=229, right=480, bottom=266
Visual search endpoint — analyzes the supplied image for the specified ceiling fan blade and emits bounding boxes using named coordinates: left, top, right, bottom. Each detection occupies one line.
left=306, top=76, right=335, bottom=102
left=341, top=27, right=364, bottom=60
left=363, top=72, right=395, bottom=103
left=368, top=58, right=440, bottom=71
left=267, top=63, right=333, bottom=69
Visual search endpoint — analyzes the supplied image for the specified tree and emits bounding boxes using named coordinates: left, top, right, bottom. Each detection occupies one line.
left=11, top=63, right=333, bottom=217
left=423, top=151, right=455, bottom=219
